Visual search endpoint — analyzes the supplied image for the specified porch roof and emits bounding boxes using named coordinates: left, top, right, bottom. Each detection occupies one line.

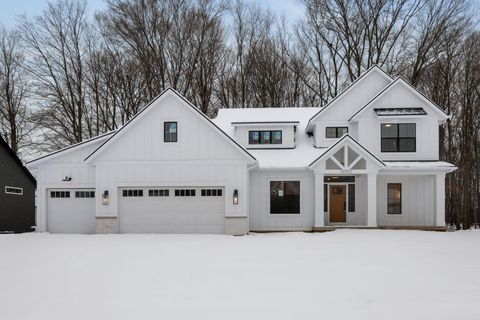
left=383, top=161, right=457, bottom=172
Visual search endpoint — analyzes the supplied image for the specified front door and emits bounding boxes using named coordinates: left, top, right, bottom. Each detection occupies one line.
left=329, top=185, right=346, bottom=223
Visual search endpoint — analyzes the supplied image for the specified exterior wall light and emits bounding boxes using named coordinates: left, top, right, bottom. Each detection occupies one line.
left=233, top=189, right=239, bottom=205
left=101, top=190, right=109, bottom=205
left=62, top=176, right=72, bottom=181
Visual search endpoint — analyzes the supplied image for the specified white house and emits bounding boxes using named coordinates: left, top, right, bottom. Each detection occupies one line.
left=27, top=66, right=456, bottom=235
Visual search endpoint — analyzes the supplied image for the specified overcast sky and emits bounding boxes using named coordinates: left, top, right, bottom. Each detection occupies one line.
left=0, top=0, right=305, bottom=28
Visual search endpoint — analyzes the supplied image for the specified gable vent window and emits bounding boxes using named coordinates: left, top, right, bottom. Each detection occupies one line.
left=381, top=123, right=416, bottom=152
left=75, top=191, right=95, bottom=198
left=149, top=189, right=169, bottom=197
left=201, top=189, right=223, bottom=197
left=122, top=189, right=144, bottom=197
left=326, top=127, right=348, bottom=138
left=50, top=191, right=70, bottom=198
left=5, top=186, right=23, bottom=195
left=249, top=130, right=282, bottom=144
left=164, top=121, right=178, bottom=142
left=175, top=189, right=196, bottom=197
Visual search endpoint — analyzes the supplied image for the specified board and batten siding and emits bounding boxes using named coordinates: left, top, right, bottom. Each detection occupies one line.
left=249, top=169, right=314, bottom=231
left=91, top=93, right=252, bottom=219
left=377, top=174, right=435, bottom=226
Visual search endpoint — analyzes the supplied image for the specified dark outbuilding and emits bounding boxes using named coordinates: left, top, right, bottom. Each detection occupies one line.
left=0, top=136, right=36, bottom=233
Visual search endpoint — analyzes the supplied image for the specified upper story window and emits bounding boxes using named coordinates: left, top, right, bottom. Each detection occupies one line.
left=249, top=130, right=282, bottom=144
left=381, top=123, right=416, bottom=152
left=164, top=121, right=177, bottom=142
left=326, top=127, right=348, bottom=138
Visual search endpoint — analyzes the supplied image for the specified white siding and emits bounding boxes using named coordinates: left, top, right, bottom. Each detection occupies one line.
left=312, top=69, right=391, bottom=147
left=377, top=174, right=435, bottom=226
left=355, top=82, right=441, bottom=160
left=249, top=169, right=314, bottom=231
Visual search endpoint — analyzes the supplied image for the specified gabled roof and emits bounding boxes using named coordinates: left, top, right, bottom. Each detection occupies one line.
left=0, top=136, right=36, bottom=186
left=308, top=134, right=385, bottom=168
left=349, top=77, right=449, bottom=121
left=306, top=65, right=393, bottom=132
left=84, top=88, right=256, bottom=163
left=27, top=130, right=117, bottom=166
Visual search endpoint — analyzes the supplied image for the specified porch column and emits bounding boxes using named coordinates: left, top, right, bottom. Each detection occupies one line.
left=435, top=173, right=446, bottom=227
left=314, top=173, right=325, bottom=227
left=367, top=173, right=377, bottom=227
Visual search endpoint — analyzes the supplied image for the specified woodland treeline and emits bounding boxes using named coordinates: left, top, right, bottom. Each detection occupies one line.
left=0, top=0, right=478, bottom=228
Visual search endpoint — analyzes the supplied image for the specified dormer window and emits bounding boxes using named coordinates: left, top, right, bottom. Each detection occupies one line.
left=249, top=130, right=282, bottom=144
left=164, top=122, right=177, bottom=142
left=326, top=127, right=348, bottom=138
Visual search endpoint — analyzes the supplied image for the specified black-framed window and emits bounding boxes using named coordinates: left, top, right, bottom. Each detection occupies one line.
left=381, top=123, right=415, bottom=152
left=50, top=191, right=70, bottom=198
left=164, top=121, right=177, bottom=142
left=174, top=189, right=196, bottom=197
left=149, top=189, right=169, bottom=197
left=122, top=189, right=144, bottom=197
left=326, top=127, right=348, bottom=138
left=75, top=191, right=95, bottom=198
left=387, top=183, right=402, bottom=214
left=324, top=184, right=328, bottom=212
left=249, top=130, right=282, bottom=144
left=201, top=189, right=223, bottom=197
left=348, top=184, right=355, bottom=212
left=270, top=181, right=300, bottom=214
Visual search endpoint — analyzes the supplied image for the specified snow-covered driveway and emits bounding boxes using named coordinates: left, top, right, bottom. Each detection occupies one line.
left=0, top=230, right=479, bottom=320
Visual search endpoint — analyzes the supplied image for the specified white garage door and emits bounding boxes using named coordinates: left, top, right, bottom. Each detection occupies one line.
left=47, top=189, right=96, bottom=233
left=118, top=187, right=225, bottom=234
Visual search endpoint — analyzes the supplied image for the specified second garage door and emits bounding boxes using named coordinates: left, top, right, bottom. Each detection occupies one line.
left=118, top=187, right=225, bottom=234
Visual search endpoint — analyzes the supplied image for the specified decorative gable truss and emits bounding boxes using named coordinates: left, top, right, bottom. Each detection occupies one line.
left=309, top=134, right=384, bottom=174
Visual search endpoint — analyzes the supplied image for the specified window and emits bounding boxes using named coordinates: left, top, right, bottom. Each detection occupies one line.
left=387, top=183, right=402, bottom=214
left=122, top=189, right=144, bottom=197
left=50, top=191, right=70, bottom=198
left=149, top=189, right=169, bottom=197
left=164, top=121, right=177, bottom=142
left=381, top=123, right=416, bottom=152
left=326, top=127, right=348, bottom=138
left=348, top=184, right=355, bottom=212
left=270, top=181, right=300, bottom=214
left=324, top=184, right=328, bottom=212
left=5, top=186, right=23, bottom=195
left=201, top=189, right=223, bottom=197
left=75, top=191, right=95, bottom=198
left=248, top=130, right=282, bottom=145
left=174, top=189, right=196, bottom=197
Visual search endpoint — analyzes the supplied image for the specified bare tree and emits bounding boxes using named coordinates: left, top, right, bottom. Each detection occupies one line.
left=0, top=26, right=31, bottom=155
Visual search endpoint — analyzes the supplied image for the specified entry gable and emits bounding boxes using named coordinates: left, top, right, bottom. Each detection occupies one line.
left=349, top=77, right=449, bottom=121
left=84, top=88, right=256, bottom=164
left=309, top=134, right=384, bottom=172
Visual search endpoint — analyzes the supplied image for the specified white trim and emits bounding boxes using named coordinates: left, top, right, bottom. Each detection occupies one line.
left=5, top=186, right=23, bottom=195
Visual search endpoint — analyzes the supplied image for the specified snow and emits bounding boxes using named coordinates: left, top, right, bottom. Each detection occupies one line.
left=384, top=161, right=457, bottom=170
left=213, top=107, right=327, bottom=168
left=374, top=107, right=427, bottom=116
left=1, top=230, right=479, bottom=320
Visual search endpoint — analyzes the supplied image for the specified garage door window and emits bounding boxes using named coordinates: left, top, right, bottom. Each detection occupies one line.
left=175, top=189, right=196, bottom=197
left=201, top=189, right=223, bottom=197
left=75, top=191, right=95, bottom=198
left=149, top=189, right=169, bottom=197
left=122, top=189, right=144, bottom=197
left=51, top=191, right=70, bottom=198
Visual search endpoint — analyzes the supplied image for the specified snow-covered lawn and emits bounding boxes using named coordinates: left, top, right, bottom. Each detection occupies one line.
left=0, top=230, right=479, bottom=320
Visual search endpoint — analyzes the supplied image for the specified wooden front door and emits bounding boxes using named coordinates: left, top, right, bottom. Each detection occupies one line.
left=329, top=185, right=346, bottom=223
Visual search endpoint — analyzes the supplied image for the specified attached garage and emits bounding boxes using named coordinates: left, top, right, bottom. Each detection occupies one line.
left=47, top=189, right=96, bottom=233
left=118, top=187, right=225, bottom=234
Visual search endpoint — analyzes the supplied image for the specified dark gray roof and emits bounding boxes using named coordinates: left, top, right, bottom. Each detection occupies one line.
left=374, top=108, right=427, bottom=116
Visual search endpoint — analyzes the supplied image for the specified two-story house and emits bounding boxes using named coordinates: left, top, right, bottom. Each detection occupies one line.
left=27, top=66, right=456, bottom=234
